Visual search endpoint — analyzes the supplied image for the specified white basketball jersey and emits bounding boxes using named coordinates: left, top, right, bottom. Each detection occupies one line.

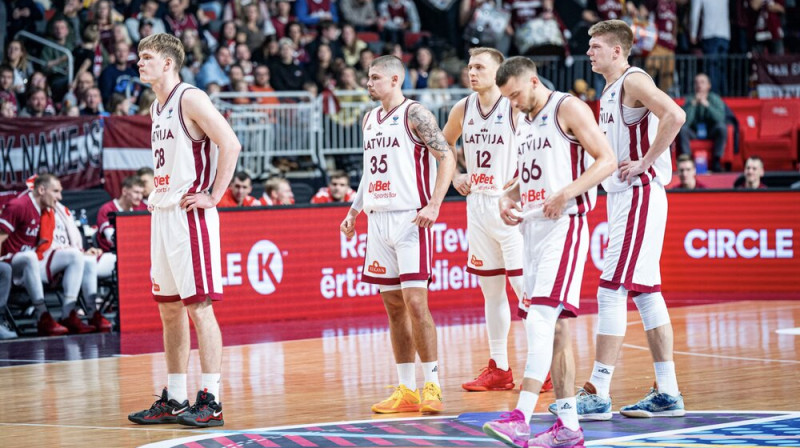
left=149, top=83, right=219, bottom=208
left=361, top=99, right=436, bottom=213
left=599, top=67, right=671, bottom=193
left=514, top=91, right=596, bottom=219
left=462, top=93, right=517, bottom=196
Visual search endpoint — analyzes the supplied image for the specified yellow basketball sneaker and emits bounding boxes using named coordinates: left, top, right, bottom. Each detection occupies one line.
left=371, top=385, right=421, bottom=414
left=420, top=382, right=444, bottom=414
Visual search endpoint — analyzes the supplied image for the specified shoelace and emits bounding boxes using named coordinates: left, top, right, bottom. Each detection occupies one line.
left=422, top=383, right=440, bottom=399
left=145, top=396, right=169, bottom=415
left=382, top=385, right=407, bottom=401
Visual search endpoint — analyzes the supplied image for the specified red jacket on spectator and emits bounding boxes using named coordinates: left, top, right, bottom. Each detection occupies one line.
left=96, top=199, right=148, bottom=251
left=217, top=189, right=260, bottom=207
left=310, top=187, right=356, bottom=204
left=0, top=192, right=42, bottom=261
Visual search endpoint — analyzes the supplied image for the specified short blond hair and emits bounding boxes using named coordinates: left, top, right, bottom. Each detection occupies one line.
left=588, top=20, right=633, bottom=58
left=468, top=47, right=504, bottom=66
left=138, top=33, right=185, bottom=73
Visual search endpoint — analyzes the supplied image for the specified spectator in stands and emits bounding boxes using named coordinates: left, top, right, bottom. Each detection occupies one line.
left=73, top=23, right=110, bottom=79
left=55, top=0, right=83, bottom=49
left=340, top=0, right=379, bottom=32
left=0, top=263, right=16, bottom=339
left=340, top=23, right=368, bottom=68
left=641, top=0, right=678, bottom=93
left=227, top=64, right=247, bottom=91
left=37, top=200, right=113, bottom=334
left=0, top=98, right=15, bottom=118
left=43, top=18, right=74, bottom=78
left=295, top=0, right=340, bottom=27
left=137, top=167, right=155, bottom=199
left=738, top=156, right=767, bottom=189
left=311, top=170, right=356, bottom=203
left=272, top=0, right=297, bottom=38
left=241, top=2, right=276, bottom=51
left=99, top=41, right=139, bottom=109
left=109, top=93, right=132, bottom=115
left=750, top=0, right=785, bottom=55
left=3, top=40, right=34, bottom=94
left=732, top=0, right=753, bottom=53
left=308, top=43, right=338, bottom=90
left=418, top=68, right=452, bottom=111
left=180, top=29, right=206, bottom=86
left=97, top=176, right=148, bottom=253
left=126, top=0, right=167, bottom=44
left=18, top=88, right=55, bottom=118
left=378, top=0, right=421, bottom=48
left=690, top=0, right=730, bottom=96
left=307, top=20, right=345, bottom=62
left=235, top=43, right=256, bottom=81
left=356, top=47, right=375, bottom=78
left=196, top=45, right=233, bottom=90
left=260, top=176, right=295, bottom=205
left=62, top=71, right=96, bottom=111
left=679, top=73, right=728, bottom=172
left=164, top=0, right=200, bottom=39
left=80, top=87, right=107, bottom=116
left=251, top=65, right=280, bottom=102
left=672, top=155, right=706, bottom=190
left=218, top=171, right=260, bottom=207
left=5, top=0, right=43, bottom=40
left=409, top=46, right=436, bottom=88
left=270, top=38, right=309, bottom=91
left=27, top=71, right=57, bottom=114
left=217, top=21, right=241, bottom=56
left=138, top=18, right=156, bottom=45
left=286, top=21, right=312, bottom=63
left=137, top=88, right=156, bottom=116
left=0, top=65, right=19, bottom=112
left=93, top=0, right=124, bottom=53
left=0, top=174, right=68, bottom=337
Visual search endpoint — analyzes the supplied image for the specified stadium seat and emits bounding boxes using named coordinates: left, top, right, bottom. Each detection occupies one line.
left=688, top=124, right=736, bottom=171
left=404, top=32, right=430, bottom=50
left=741, top=101, right=799, bottom=171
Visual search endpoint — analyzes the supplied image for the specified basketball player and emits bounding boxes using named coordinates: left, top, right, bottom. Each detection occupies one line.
left=553, top=19, right=686, bottom=420
left=482, top=57, right=616, bottom=448
left=442, top=47, right=538, bottom=392
left=128, top=33, right=241, bottom=428
left=340, top=55, right=456, bottom=414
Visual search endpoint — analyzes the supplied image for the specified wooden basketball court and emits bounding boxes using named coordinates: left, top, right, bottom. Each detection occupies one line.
left=0, top=299, right=798, bottom=448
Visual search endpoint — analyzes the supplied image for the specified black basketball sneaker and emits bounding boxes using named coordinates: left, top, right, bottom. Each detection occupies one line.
left=128, top=388, right=189, bottom=424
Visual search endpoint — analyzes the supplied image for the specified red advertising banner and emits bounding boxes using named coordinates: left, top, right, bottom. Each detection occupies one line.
left=117, top=192, right=800, bottom=333
left=0, top=116, right=104, bottom=190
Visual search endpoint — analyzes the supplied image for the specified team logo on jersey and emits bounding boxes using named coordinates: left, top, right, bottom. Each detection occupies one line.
left=247, top=240, right=284, bottom=295
left=167, top=108, right=174, bottom=119
left=608, top=92, right=616, bottom=103
left=540, top=114, right=548, bottom=126
left=495, top=113, right=503, bottom=123
left=470, top=255, right=484, bottom=267
left=367, top=261, right=387, bottom=274
left=391, top=116, right=400, bottom=125
left=468, top=119, right=474, bottom=125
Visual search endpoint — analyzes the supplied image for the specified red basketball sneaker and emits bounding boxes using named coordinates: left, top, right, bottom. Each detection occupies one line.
left=519, top=371, right=554, bottom=393
left=462, top=359, right=515, bottom=391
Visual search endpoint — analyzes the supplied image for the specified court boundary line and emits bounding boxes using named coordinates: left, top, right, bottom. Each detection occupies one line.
left=134, top=411, right=797, bottom=448
left=622, top=343, right=800, bottom=364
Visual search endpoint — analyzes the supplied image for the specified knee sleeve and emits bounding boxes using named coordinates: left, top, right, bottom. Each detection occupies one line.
left=597, top=287, right=627, bottom=336
left=478, top=275, right=510, bottom=341
left=522, top=304, right=560, bottom=382
left=633, top=292, right=671, bottom=331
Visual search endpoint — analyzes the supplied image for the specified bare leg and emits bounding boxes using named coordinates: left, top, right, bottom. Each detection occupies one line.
left=645, top=324, right=673, bottom=363
left=159, top=301, right=190, bottom=373
left=382, top=290, right=415, bottom=363
left=595, top=334, right=625, bottom=366
left=401, top=287, right=437, bottom=362
left=551, top=319, right=574, bottom=400
left=186, top=299, right=223, bottom=373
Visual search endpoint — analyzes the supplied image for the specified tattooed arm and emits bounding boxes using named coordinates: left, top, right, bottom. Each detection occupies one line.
left=407, top=102, right=457, bottom=228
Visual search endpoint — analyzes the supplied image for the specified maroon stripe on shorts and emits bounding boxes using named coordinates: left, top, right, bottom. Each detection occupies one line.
left=611, top=187, right=641, bottom=284
left=198, top=208, right=215, bottom=296
left=624, top=184, right=650, bottom=288
left=187, top=209, right=207, bottom=298
left=549, top=216, right=576, bottom=300
left=563, top=216, right=585, bottom=302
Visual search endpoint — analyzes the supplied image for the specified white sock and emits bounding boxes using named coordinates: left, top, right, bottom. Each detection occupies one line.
left=397, top=363, right=416, bottom=390
left=489, top=339, right=509, bottom=371
left=480, top=276, right=511, bottom=370
left=557, top=397, right=580, bottom=430
left=422, top=361, right=439, bottom=387
left=589, top=361, right=615, bottom=397
left=517, top=390, right=539, bottom=422
left=654, top=361, right=679, bottom=396
left=167, top=373, right=187, bottom=403
left=201, top=373, right=221, bottom=400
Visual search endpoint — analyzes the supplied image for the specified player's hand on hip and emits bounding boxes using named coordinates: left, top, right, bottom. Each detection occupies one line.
left=453, top=173, right=471, bottom=196
left=180, top=192, right=215, bottom=211
left=413, top=204, right=439, bottom=228
left=499, top=196, right=522, bottom=226
left=543, top=190, right=567, bottom=220
left=618, top=159, right=646, bottom=184
left=340, top=215, right=356, bottom=240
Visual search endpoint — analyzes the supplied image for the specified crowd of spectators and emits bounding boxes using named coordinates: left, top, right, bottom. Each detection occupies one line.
left=0, top=0, right=796, bottom=122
